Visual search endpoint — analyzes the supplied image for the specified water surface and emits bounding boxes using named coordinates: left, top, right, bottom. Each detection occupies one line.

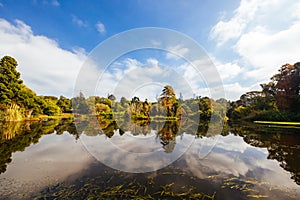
left=0, top=119, right=299, bottom=199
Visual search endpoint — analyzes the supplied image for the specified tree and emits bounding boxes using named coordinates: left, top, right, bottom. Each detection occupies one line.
left=0, top=56, right=23, bottom=104
left=108, top=94, right=116, bottom=101
left=262, top=62, right=300, bottom=111
left=130, top=96, right=141, bottom=117
left=57, top=95, right=72, bottom=113
left=17, top=86, right=41, bottom=117
left=95, top=103, right=111, bottom=113
left=98, top=97, right=112, bottom=108
left=160, top=85, right=176, bottom=100
left=159, top=85, right=179, bottom=117
left=43, top=99, right=61, bottom=116
left=120, top=97, right=128, bottom=107
left=0, top=56, right=45, bottom=119
left=72, top=92, right=89, bottom=114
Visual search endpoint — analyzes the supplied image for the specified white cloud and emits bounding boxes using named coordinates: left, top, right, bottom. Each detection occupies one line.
left=178, top=62, right=206, bottom=94
left=176, top=57, right=230, bottom=99
left=91, top=57, right=196, bottom=101
left=235, top=23, right=300, bottom=80
left=210, top=0, right=300, bottom=99
left=95, top=21, right=106, bottom=34
left=0, top=3, right=3, bottom=7
left=150, top=40, right=161, bottom=46
left=213, top=58, right=241, bottom=80
left=210, top=0, right=261, bottom=46
left=72, top=15, right=87, bottom=27
left=0, top=18, right=86, bottom=97
left=210, top=18, right=245, bottom=46
left=74, top=57, right=102, bottom=97
left=102, top=58, right=173, bottom=101
left=166, top=45, right=189, bottom=60
left=209, top=0, right=292, bottom=46
left=52, top=0, right=60, bottom=7
left=223, top=82, right=261, bottom=101
left=124, top=58, right=141, bottom=72
left=81, top=132, right=193, bottom=173
left=146, top=58, right=159, bottom=67
left=185, top=133, right=300, bottom=189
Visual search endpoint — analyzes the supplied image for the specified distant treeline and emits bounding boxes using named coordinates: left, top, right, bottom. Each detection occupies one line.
left=0, top=56, right=227, bottom=122
left=1, top=55, right=299, bottom=122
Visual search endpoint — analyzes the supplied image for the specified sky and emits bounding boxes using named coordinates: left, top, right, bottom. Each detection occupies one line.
left=0, top=0, right=300, bottom=100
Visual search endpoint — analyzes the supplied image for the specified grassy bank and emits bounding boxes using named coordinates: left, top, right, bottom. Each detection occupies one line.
left=254, top=121, right=300, bottom=126
left=24, top=113, right=74, bottom=121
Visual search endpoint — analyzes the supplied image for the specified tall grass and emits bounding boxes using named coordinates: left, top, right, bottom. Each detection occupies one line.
left=2, top=104, right=23, bottom=121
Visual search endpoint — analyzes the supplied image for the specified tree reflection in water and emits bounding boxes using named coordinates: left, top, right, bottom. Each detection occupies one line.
left=1, top=117, right=299, bottom=186
left=157, top=121, right=178, bottom=153
left=0, top=118, right=299, bottom=199
left=0, top=118, right=77, bottom=173
left=230, top=122, right=300, bottom=185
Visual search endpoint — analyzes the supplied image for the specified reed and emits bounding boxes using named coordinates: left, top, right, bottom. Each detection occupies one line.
left=2, top=104, right=23, bottom=122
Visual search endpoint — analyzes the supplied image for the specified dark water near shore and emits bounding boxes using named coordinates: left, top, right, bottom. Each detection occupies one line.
left=0, top=118, right=299, bottom=199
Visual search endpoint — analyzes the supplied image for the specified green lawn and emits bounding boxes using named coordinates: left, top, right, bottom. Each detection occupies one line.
left=254, top=121, right=300, bottom=126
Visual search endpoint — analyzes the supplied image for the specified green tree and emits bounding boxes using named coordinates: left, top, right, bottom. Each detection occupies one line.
left=98, top=97, right=112, bottom=108
left=0, top=56, right=45, bottom=119
left=56, top=95, right=72, bottom=113
left=0, top=56, right=23, bottom=104
left=120, top=97, right=128, bottom=107
left=42, top=96, right=61, bottom=116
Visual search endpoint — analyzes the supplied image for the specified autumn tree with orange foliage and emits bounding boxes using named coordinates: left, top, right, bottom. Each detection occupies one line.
left=261, top=62, right=300, bottom=111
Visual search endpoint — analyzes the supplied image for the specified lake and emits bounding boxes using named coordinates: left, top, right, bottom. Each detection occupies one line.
left=0, top=118, right=299, bottom=199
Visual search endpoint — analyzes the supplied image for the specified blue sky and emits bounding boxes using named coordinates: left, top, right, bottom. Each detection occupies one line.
left=0, top=0, right=238, bottom=51
left=0, top=0, right=300, bottom=100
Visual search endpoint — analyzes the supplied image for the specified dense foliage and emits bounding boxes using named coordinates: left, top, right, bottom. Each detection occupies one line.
left=1, top=55, right=299, bottom=122
left=0, top=56, right=72, bottom=121
left=229, top=62, right=300, bottom=121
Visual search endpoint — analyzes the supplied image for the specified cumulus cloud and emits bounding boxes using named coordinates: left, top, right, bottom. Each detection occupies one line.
left=0, top=18, right=85, bottom=97
left=79, top=56, right=202, bottom=102
left=235, top=24, right=300, bottom=80
left=166, top=45, right=189, bottom=60
left=214, top=59, right=241, bottom=80
left=95, top=21, right=106, bottom=34
left=210, top=0, right=258, bottom=45
left=210, top=0, right=300, bottom=99
left=175, top=57, right=229, bottom=99
left=209, top=0, right=296, bottom=46
left=97, top=57, right=193, bottom=101
left=72, top=15, right=87, bottom=27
